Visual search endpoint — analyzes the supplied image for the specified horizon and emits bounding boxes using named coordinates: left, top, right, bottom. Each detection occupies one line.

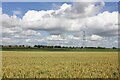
left=1, top=44, right=118, bottom=48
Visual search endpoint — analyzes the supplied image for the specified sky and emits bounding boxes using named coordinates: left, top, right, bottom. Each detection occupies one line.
left=1, top=2, right=119, bottom=48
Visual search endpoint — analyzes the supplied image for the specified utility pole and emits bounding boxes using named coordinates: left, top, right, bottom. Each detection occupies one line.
left=82, top=30, right=86, bottom=48
left=82, top=24, right=87, bottom=48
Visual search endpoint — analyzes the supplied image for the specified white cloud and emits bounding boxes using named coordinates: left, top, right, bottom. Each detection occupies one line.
left=114, top=40, right=118, bottom=43
left=90, top=35, right=103, bottom=41
left=60, top=3, right=71, bottom=11
left=46, top=34, right=81, bottom=42
left=46, top=35, right=66, bottom=41
left=22, top=8, right=118, bottom=37
left=2, top=14, right=22, bottom=28
left=21, top=2, right=105, bottom=32
left=13, top=10, right=22, bottom=15
left=86, top=11, right=118, bottom=36
left=21, top=30, right=41, bottom=36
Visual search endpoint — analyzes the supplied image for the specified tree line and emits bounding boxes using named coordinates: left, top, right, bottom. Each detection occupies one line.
left=0, top=45, right=117, bottom=49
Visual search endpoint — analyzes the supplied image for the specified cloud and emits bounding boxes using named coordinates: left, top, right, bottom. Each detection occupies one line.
left=86, top=11, right=118, bottom=37
left=13, top=10, right=22, bottom=15
left=63, top=2, right=104, bottom=18
left=1, top=2, right=118, bottom=47
left=22, top=2, right=105, bottom=31
left=90, top=35, right=103, bottom=41
left=2, top=14, right=22, bottom=28
left=2, top=37, right=23, bottom=45
left=21, top=30, right=41, bottom=36
left=22, top=5, right=118, bottom=37
left=1, top=11, right=41, bottom=38
left=46, top=35, right=66, bottom=41
left=46, top=34, right=81, bottom=41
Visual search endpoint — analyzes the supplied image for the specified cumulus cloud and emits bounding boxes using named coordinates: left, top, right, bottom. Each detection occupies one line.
left=90, top=35, right=103, bottom=41
left=21, top=2, right=118, bottom=37
left=86, top=11, right=118, bottom=37
left=21, top=30, right=41, bottom=36
left=2, top=14, right=22, bottom=28
left=13, top=10, right=22, bottom=15
left=63, top=2, right=104, bottom=18
left=21, top=2, right=105, bottom=30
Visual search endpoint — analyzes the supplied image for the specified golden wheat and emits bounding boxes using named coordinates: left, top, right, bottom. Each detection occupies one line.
left=2, top=51, right=119, bottom=78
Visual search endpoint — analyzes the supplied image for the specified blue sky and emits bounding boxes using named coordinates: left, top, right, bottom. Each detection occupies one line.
left=2, top=2, right=71, bottom=17
left=2, top=2, right=118, bottom=18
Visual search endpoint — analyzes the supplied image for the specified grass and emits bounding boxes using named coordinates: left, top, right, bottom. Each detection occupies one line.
left=1, top=48, right=118, bottom=52
left=2, top=51, right=119, bottom=78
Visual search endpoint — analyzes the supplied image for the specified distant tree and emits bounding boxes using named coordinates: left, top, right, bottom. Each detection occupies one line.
left=37, top=45, right=44, bottom=48
left=28, top=46, right=31, bottom=48
left=112, top=47, right=116, bottom=49
left=81, top=46, right=83, bottom=49
left=69, top=46, right=72, bottom=48
left=22, top=45, right=25, bottom=47
left=59, top=46, right=61, bottom=48
left=34, top=45, right=38, bottom=47
left=19, top=45, right=21, bottom=47
left=51, top=46, right=54, bottom=48
left=62, top=46, right=65, bottom=48
left=9, top=45, right=11, bottom=47
left=97, top=46, right=105, bottom=49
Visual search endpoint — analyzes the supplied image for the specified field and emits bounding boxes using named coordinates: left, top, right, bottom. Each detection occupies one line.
left=2, top=51, right=119, bottom=78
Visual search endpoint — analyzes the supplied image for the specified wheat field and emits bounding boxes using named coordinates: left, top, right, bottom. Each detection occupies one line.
left=2, top=51, right=119, bottom=78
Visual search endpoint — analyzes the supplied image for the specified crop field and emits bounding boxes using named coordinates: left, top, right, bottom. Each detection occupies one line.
left=2, top=51, right=119, bottom=78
